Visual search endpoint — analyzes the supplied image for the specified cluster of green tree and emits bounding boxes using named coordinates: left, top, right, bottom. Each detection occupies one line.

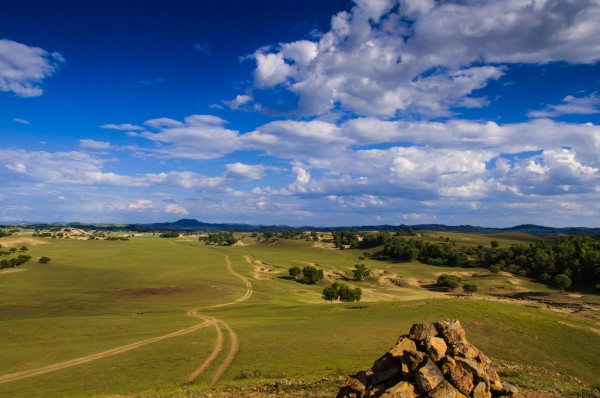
left=382, top=234, right=600, bottom=291
left=0, top=254, right=31, bottom=269
left=105, top=236, right=129, bottom=241
left=322, top=282, right=362, bottom=302
left=259, top=231, right=277, bottom=243
left=201, top=232, right=238, bottom=246
left=332, top=230, right=360, bottom=248
left=159, top=232, right=180, bottom=238
left=475, top=235, right=600, bottom=290
left=358, top=232, right=390, bottom=249
left=288, top=265, right=324, bottom=284
left=32, top=231, right=53, bottom=237
left=332, top=230, right=413, bottom=250
left=279, top=230, right=304, bottom=239
left=382, top=238, right=468, bottom=266
left=38, top=256, right=51, bottom=264
left=0, top=230, right=13, bottom=238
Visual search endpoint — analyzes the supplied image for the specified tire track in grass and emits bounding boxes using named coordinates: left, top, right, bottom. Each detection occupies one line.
left=187, top=255, right=251, bottom=383
left=185, top=312, right=224, bottom=383
left=0, top=254, right=252, bottom=386
left=210, top=319, right=239, bottom=383
left=0, top=318, right=215, bottom=384
left=211, top=255, right=252, bottom=308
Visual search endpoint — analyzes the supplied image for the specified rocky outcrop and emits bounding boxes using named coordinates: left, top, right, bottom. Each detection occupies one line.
left=337, top=320, right=518, bottom=398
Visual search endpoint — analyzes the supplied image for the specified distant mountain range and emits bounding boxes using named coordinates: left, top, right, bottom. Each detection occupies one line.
left=3, top=218, right=600, bottom=236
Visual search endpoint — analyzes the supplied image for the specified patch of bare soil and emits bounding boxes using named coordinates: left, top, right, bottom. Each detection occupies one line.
left=2, top=237, right=47, bottom=246
left=377, top=273, right=420, bottom=289
left=0, top=268, right=27, bottom=275
left=482, top=289, right=600, bottom=320
left=312, top=242, right=335, bottom=249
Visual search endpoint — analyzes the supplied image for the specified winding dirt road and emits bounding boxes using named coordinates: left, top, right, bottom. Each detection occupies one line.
left=0, top=254, right=252, bottom=386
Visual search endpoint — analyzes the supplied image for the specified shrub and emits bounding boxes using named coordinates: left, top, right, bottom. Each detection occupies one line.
left=38, top=256, right=51, bottom=264
left=437, top=274, right=461, bottom=291
left=462, top=284, right=478, bottom=295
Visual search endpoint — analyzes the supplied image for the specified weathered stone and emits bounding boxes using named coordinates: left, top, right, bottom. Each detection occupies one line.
left=487, top=368, right=503, bottom=391
left=404, top=350, right=426, bottom=371
left=390, top=336, right=418, bottom=358
left=439, top=356, right=456, bottom=376
left=366, top=383, right=388, bottom=398
left=409, top=323, right=438, bottom=341
left=434, top=320, right=467, bottom=345
left=476, top=351, right=491, bottom=366
left=472, top=381, right=491, bottom=398
left=415, top=358, right=445, bottom=393
left=455, top=357, right=487, bottom=379
left=381, top=381, right=417, bottom=398
left=337, top=372, right=367, bottom=398
left=500, top=382, right=519, bottom=396
left=370, top=365, right=403, bottom=386
left=373, top=353, right=399, bottom=373
left=452, top=341, right=479, bottom=359
left=424, top=336, right=448, bottom=362
left=447, top=361, right=474, bottom=395
left=427, top=380, right=467, bottom=398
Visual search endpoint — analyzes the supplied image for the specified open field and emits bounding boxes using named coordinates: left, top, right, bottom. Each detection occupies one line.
left=0, top=231, right=599, bottom=397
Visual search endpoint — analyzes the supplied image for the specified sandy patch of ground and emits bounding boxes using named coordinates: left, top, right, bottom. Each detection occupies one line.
left=432, top=271, right=478, bottom=278
left=312, top=242, right=335, bottom=249
left=243, top=255, right=283, bottom=280
left=1, top=237, right=48, bottom=246
left=377, top=273, right=420, bottom=289
left=0, top=268, right=27, bottom=275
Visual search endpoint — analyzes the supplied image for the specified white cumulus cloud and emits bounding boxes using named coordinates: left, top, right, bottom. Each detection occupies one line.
left=249, top=0, right=600, bottom=117
left=0, top=39, right=64, bottom=97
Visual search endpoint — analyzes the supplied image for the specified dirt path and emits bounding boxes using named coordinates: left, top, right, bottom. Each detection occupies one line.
left=212, top=256, right=252, bottom=308
left=185, top=312, right=224, bottom=383
left=210, top=319, right=239, bottom=383
left=0, top=318, right=214, bottom=384
left=187, top=255, right=251, bottom=382
left=0, top=255, right=253, bottom=386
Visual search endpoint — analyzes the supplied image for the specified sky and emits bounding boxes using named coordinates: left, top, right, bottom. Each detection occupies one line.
left=1, top=0, right=600, bottom=227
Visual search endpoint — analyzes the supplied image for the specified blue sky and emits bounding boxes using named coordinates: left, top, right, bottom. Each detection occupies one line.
left=1, top=0, right=600, bottom=227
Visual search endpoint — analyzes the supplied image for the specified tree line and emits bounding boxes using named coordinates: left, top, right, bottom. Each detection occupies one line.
left=200, top=232, right=238, bottom=246
left=380, top=235, right=600, bottom=291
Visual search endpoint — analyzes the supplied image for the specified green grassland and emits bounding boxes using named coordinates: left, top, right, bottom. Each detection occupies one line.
left=0, top=232, right=598, bottom=397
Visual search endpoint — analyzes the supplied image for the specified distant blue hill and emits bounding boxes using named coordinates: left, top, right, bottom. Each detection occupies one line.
left=3, top=219, right=599, bottom=236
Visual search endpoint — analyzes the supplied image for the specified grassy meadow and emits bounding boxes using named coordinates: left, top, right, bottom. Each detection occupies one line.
left=0, top=231, right=598, bottom=397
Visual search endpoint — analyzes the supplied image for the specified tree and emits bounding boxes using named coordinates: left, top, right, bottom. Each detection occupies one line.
left=554, top=273, right=572, bottom=292
left=489, top=264, right=501, bottom=274
left=338, top=284, right=362, bottom=302
left=437, top=274, right=461, bottom=291
left=462, top=284, right=478, bottom=295
left=322, top=285, right=339, bottom=303
left=300, top=266, right=323, bottom=284
left=491, top=240, right=500, bottom=249
left=38, top=256, right=51, bottom=264
left=352, top=263, right=371, bottom=281
left=262, top=231, right=274, bottom=242
left=288, top=266, right=302, bottom=280
left=19, top=245, right=29, bottom=252
left=9, top=248, right=16, bottom=253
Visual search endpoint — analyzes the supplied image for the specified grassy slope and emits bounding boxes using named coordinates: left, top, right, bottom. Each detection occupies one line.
left=0, top=233, right=598, bottom=397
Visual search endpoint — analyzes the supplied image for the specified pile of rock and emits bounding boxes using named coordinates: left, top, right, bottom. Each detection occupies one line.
left=337, top=319, right=518, bottom=398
